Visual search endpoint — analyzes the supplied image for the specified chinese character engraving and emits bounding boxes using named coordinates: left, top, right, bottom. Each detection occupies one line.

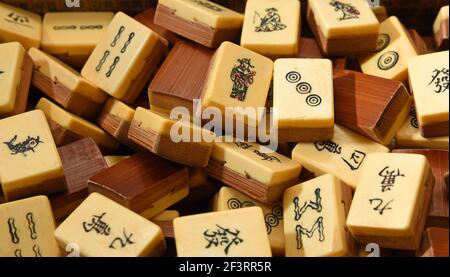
left=0, top=70, right=4, bottom=75
left=342, top=150, right=366, bottom=171
left=26, top=212, right=37, bottom=240
left=3, top=135, right=43, bottom=156
left=428, top=68, right=449, bottom=93
left=379, top=166, right=405, bottom=192
left=234, top=141, right=253, bottom=149
left=254, top=7, right=286, bottom=32
left=230, top=58, right=256, bottom=101
left=82, top=212, right=111, bottom=235
left=329, top=0, right=360, bottom=21
left=203, top=225, right=243, bottom=255
left=293, top=188, right=325, bottom=250
left=109, top=228, right=134, bottom=249
left=314, top=140, right=342, bottom=154
left=253, top=150, right=281, bottom=163
left=369, top=198, right=393, bottom=215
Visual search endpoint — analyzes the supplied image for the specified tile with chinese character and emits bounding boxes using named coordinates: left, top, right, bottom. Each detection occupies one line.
left=173, top=207, right=272, bottom=257
left=408, top=51, right=449, bottom=138
left=292, top=124, right=389, bottom=189
left=213, top=186, right=285, bottom=256
left=347, top=153, right=434, bottom=249
left=54, top=192, right=166, bottom=257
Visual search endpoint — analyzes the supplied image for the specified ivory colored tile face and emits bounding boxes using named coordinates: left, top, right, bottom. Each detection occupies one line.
left=201, top=41, right=273, bottom=126
left=213, top=186, right=285, bottom=256
left=54, top=193, right=166, bottom=257
left=155, top=0, right=243, bottom=48
left=408, top=51, right=449, bottom=138
left=0, top=110, right=66, bottom=201
left=41, top=12, right=114, bottom=57
left=307, top=0, right=379, bottom=56
left=36, top=98, right=119, bottom=152
left=309, top=0, right=378, bottom=37
left=395, top=107, right=449, bottom=150
left=174, top=207, right=272, bottom=257
left=347, top=153, right=434, bottom=249
left=28, top=47, right=107, bottom=105
left=359, top=16, right=418, bottom=82
left=241, top=0, right=301, bottom=57
left=273, top=58, right=334, bottom=142
left=291, top=125, right=390, bottom=189
left=208, top=138, right=302, bottom=203
left=0, top=2, right=42, bottom=49
left=0, top=196, right=61, bottom=257
left=0, top=42, right=27, bottom=116
left=283, top=174, right=353, bottom=257
left=81, top=12, right=167, bottom=103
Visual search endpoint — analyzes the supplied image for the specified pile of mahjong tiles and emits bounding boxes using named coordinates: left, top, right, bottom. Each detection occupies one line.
left=0, top=0, right=448, bottom=257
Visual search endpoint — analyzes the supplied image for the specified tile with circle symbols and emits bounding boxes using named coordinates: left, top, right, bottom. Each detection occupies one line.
left=283, top=174, right=356, bottom=257
left=0, top=110, right=67, bottom=201
left=359, top=16, right=418, bottom=82
left=213, top=186, right=285, bottom=256
left=81, top=12, right=168, bottom=103
left=173, top=207, right=272, bottom=257
left=408, top=51, right=449, bottom=138
left=0, top=2, right=41, bottom=49
left=0, top=196, right=61, bottom=257
left=241, top=0, right=301, bottom=58
left=347, top=153, right=434, bottom=250
left=273, top=58, right=334, bottom=142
